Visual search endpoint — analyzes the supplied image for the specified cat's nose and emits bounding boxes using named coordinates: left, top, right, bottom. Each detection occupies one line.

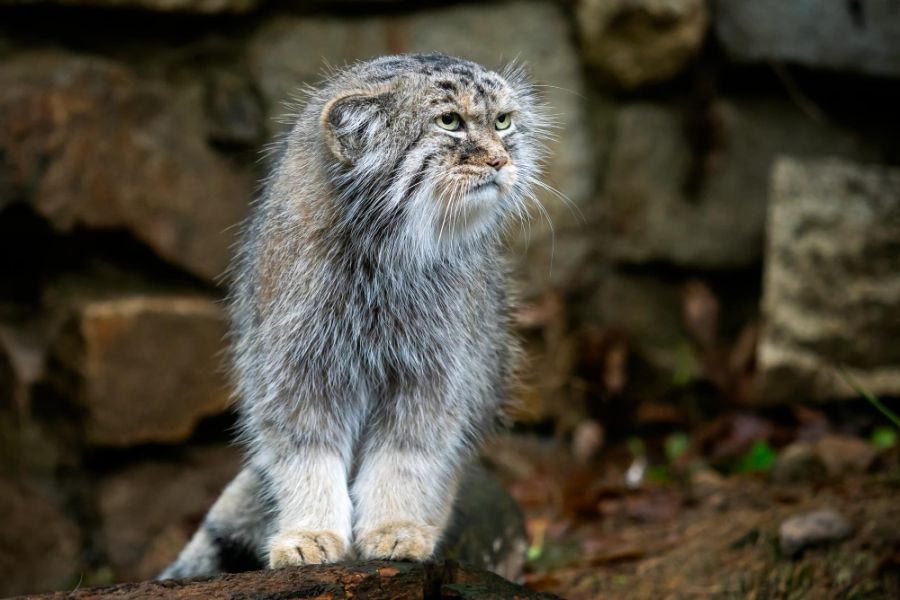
left=487, top=155, right=509, bottom=170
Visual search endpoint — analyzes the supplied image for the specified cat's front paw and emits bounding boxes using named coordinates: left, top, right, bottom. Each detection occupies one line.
left=269, top=530, right=348, bottom=568
left=356, top=521, right=438, bottom=561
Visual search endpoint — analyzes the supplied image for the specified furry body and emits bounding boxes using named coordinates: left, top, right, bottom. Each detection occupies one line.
left=161, top=53, right=547, bottom=577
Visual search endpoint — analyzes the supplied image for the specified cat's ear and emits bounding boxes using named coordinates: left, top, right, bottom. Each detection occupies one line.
left=321, top=89, right=388, bottom=165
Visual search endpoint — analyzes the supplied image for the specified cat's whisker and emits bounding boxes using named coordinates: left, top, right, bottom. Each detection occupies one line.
left=523, top=188, right=556, bottom=279
left=528, top=177, right=584, bottom=223
left=447, top=180, right=465, bottom=252
left=436, top=182, right=453, bottom=248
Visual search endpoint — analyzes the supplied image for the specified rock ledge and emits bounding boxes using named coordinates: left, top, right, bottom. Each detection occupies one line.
left=14, top=560, right=557, bottom=600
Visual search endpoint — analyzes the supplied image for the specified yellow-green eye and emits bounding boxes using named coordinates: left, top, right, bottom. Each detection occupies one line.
left=495, top=112, right=512, bottom=130
left=436, top=112, right=462, bottom=131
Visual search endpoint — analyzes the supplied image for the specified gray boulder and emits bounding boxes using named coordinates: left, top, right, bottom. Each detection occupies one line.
left=600, top=99, right=874, bottom=268
left=757, top=157, right=900, bottom=402
left=47, top=294, right=230, bottom=446
left=0, top=0, right=259, bottom=14
left=715, top=0, right=900, bottom=78
left=577, top=0, right=708, bottom=89
left=0, top=52, right=252, bottom=282
left=779, top=509, right=853, bottom=558
left=0, top=477, right=81, bottom=597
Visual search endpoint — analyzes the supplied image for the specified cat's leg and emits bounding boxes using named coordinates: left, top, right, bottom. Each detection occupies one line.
left=158, top=467, right=272, bottom=579
left=264, top=449, right=352, bottom=567
left=251, top=407, right=358, bottom=568
left=351, top=393, right=468, bottom=561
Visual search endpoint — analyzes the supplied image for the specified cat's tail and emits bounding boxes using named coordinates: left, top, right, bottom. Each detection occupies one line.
left=157, top=467, right=274, bottom=580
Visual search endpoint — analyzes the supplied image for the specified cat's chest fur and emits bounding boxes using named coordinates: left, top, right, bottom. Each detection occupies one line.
left=288, top=249, right=496, bottom=392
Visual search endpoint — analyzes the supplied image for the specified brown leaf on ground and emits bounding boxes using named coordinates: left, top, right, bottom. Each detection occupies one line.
left=576, top=327, right=631, bottom=399
left=682, top=279, right=719, bottom=350
left=514, top=293, right=563, bottom=330
left=633, top=402, right=687, bottom=427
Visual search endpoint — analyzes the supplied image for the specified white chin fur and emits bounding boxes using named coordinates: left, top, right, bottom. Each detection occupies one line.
left=443, top=186, right=500, bottom=239
left=468, top=165, right=516, bottom=209
left=466, top=183, right=502, bottom=206
left=422, top=167, right=517, bottom=248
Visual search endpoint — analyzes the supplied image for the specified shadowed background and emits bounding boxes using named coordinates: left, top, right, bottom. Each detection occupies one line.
left=1, top=0, right=899, bottom=597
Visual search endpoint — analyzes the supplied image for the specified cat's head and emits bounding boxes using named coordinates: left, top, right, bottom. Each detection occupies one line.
left=308, top=53, right=550, bottom=256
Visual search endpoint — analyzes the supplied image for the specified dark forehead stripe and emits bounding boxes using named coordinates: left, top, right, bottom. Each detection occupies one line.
left=370, top=72, right=398, bottom=83
left=413, top=53, right=479, bottom=72
left=481, top=74, right=505, bottom=91
left=357, top=53, right=514, bottom=118
left=378, top=57, right=409, bottom=68
left=363, top=53, right=507, bottom=91
left=448, top=65, right=477, bottom=79
left=399, top=54, right=485, bottom=76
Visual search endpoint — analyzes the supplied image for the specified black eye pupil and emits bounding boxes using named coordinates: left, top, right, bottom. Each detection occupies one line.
left=442, top=114, right=454, bottom=125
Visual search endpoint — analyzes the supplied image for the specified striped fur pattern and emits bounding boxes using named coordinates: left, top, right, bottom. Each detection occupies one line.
left=160, top=53, right=549, bottom=578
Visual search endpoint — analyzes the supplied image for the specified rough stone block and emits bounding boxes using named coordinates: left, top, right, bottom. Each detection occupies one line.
left=757, top=157, right=900, bottom=402
left=98, top=445, right=242, bottom=582
left=19, top=560, right=558, bottom=599
left=0, top=52, right=251, bottom=281
left=577, top=0, right=708, bottom=89
left=715, top=0, right=900, bottom=78
left=49, top=294, right=230, bottom=446
left=601, top=100, right=873, bottom=268
left=0, top=478, right=81, bottom=597
left=0, top=0, right=259, bottom=13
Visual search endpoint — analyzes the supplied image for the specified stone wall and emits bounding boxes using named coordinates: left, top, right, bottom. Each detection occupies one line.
left=1, top=0, right=898, bottom=595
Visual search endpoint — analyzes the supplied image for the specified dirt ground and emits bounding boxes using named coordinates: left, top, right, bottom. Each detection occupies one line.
left=486, top=431, right=900, bottom=599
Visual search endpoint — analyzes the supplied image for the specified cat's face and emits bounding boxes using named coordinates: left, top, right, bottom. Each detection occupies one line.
left=319, top=54, right=548, bottom=254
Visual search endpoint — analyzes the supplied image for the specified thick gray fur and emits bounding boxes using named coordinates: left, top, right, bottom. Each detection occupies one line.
left=160, top=53, right=549, bottom=578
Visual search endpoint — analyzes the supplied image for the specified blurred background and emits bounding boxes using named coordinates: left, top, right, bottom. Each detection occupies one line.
left=1, top=1, right=899, bottom=598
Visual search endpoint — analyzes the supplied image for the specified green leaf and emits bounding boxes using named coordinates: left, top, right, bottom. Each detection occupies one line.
left=672, top=341, right=700, bottom=387
left=871, top=426, right=897, bottom=450
left=646, top=464, right=672, bottom=483
left=732, top=440, right=776, bottom=473
left=665, top=431, right=690, bottom=462
left=627, top=436, right=646, bottom=458
left=527, top=538, right=581, bottom=571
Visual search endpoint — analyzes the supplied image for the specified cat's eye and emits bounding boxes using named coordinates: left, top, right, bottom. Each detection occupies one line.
left=495, top=113, right=512, bottom=131
left=436, top=112, right=462, bottom=131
